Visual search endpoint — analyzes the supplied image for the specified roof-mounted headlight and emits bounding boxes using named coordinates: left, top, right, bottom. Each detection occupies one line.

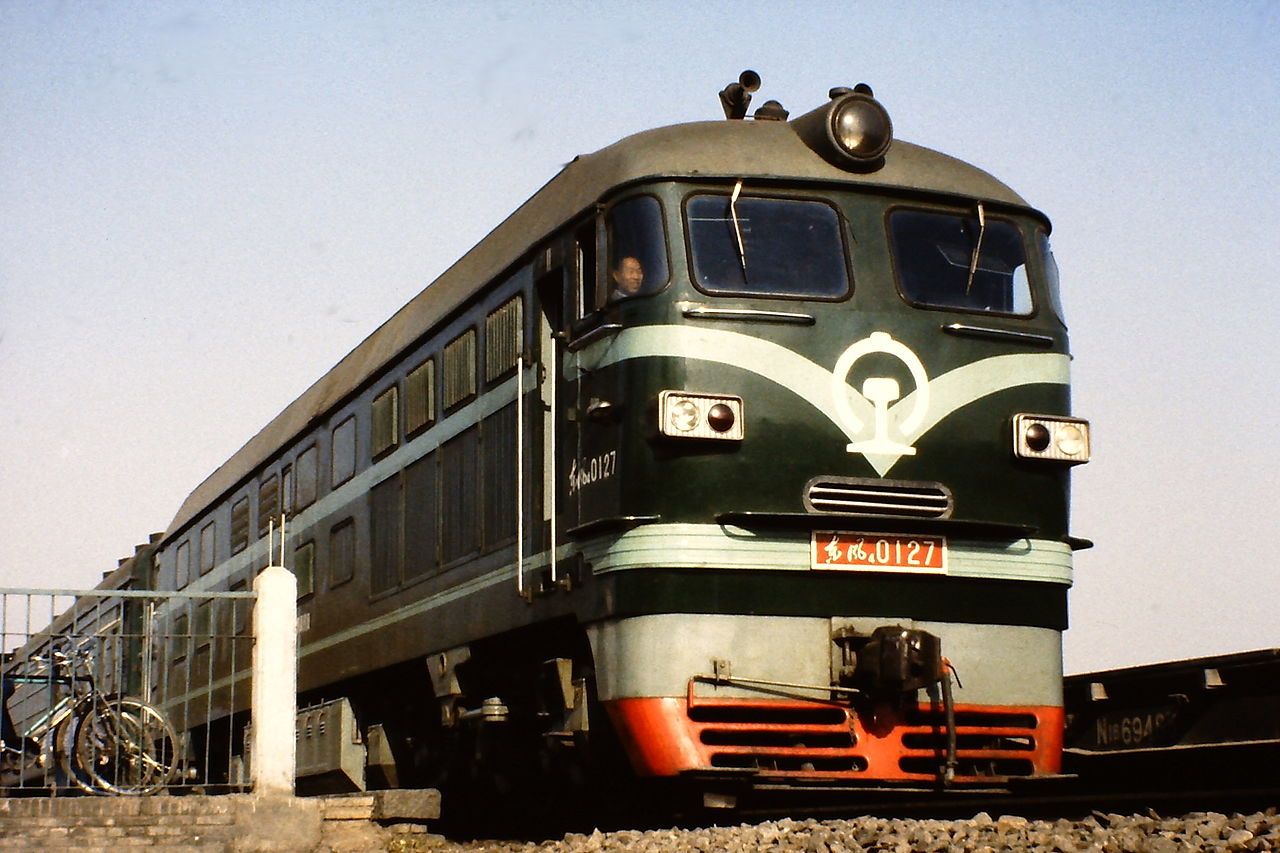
left=791, top=84, right=893, bottom=172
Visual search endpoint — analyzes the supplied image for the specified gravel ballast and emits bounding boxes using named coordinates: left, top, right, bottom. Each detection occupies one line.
left=417, top=810, right=1280, bottom=853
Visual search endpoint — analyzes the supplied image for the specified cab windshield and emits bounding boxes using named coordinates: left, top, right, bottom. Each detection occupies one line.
left=686, top=193, right=850, bottom=299
left=890, top=209, right=1033, bottom=315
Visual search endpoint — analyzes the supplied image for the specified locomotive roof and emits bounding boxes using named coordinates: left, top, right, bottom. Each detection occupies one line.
left=164, top=118, right=1038, bottom=543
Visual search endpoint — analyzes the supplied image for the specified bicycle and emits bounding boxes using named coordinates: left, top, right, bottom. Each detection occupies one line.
left=1, top=637, right=179, bottom=795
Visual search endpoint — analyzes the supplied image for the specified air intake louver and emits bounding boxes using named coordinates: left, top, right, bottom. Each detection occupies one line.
left=805, top=477, right=952, bottom=519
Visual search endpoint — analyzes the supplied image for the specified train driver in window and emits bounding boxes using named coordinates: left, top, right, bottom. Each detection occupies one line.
left=610, top=255, right=645, bottom=297
left=606, top=195, right=668, bottom=303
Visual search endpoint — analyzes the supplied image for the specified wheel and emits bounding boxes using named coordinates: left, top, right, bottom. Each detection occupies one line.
left=54, top=714, right=97, bottom=794
left=73, top=697, right=178, bottom=795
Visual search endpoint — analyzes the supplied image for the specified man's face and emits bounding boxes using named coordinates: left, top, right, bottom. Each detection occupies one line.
left=613, top=256, right=644, bottom=294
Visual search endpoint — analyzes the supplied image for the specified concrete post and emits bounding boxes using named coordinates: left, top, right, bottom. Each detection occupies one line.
left=251, top=565, right=297, bottom=797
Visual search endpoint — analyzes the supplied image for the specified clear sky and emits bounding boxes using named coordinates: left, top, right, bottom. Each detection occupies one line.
left=2, top=1, right=1277, bottom=674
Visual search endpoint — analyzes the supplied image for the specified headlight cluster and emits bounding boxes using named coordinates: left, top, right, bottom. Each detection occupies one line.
left=1013, top=414, right=1091, bottom=464
left=658, top=391, right=744, bottom=441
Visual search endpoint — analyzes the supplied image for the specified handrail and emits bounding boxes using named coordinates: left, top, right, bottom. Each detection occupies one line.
left=0, top=587, right=255, bottom=599
left=682, top=305, right=816, bottom=325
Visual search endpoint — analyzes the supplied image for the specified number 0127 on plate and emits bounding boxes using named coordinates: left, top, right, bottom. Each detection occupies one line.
left=812, top=531, right=947, bottom=573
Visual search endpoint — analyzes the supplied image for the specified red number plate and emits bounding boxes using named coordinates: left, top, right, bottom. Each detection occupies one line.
left=812, top=531, right=947, bottom=573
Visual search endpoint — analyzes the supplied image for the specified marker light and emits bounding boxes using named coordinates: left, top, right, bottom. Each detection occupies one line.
left=1024, top=423, right=1052, bottom=452
left=658, top=391, right=744, bottom=441
left=1013, top=414, right=1091, bottom=464
left=706, top=403, right=736, bottom=433
left=670, top=400, right=700, bottom=432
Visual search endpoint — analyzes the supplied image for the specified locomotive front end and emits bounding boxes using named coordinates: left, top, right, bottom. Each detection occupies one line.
left=565, top=76, right=1090, bottom=800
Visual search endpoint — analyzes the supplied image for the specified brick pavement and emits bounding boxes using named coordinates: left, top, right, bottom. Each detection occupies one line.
left=0, top=790, right=441, bottom=853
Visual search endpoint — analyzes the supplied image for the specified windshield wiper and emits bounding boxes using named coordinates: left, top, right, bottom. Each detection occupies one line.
left=964, top=201, right=986, bottom=295
left=730, top=178, right=748, bottom=281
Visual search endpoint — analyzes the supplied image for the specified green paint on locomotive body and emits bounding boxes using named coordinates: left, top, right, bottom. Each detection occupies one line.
left=567, top=180, right=1076, bottom=577
left=147, top=109, right=1084, bottom=708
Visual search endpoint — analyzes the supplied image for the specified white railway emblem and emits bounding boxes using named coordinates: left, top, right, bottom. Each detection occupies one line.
left=832, top=331, right=929, bottom=457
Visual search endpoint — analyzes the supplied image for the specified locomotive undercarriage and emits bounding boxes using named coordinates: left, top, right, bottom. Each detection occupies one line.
left=252, top=618, right=649, bottom=828
left=166, top=578, right=1065, bottom=826
left=248, top=610, right=1063, bottom=820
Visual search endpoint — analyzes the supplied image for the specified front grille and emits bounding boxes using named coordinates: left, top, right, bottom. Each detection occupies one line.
left=690, top=700, right=867, bottom=775
left=712, top=753, right=866, bottom=772
left=900, top=756, right=1035, bottom=777
left=688, top=705, right=847, bottom=726
left=683, top=698, right=1045, bottom=781
left=805, top=477, right=952, bottom=518
left=899, top=707, right=1041, bottom=778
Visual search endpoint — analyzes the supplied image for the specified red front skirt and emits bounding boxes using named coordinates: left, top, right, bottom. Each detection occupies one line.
left=604, top=683, right=1063, bottom=785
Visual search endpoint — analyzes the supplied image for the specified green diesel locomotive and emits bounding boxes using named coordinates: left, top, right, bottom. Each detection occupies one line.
left=148, top=72, right=1091, bottom=811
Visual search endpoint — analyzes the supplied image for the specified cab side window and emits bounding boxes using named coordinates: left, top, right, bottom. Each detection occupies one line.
left=606, top=196, right=668, bottom=302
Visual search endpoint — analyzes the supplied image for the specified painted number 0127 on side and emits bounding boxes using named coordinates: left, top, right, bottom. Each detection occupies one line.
left=811, top=531, right=947, bottom=574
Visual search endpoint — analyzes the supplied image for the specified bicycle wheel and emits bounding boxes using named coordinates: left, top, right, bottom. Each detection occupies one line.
left=73, top=697, right=178, bottom=795
left=54, top=714, right=98, bottom=794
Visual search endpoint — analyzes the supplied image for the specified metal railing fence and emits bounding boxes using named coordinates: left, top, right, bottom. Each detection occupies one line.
left=2, top=586, right=259, bottom=795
